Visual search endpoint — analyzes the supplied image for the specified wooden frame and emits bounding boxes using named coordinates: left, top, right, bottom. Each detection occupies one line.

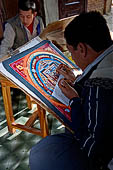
left=0, top=73, right=49, bottom=137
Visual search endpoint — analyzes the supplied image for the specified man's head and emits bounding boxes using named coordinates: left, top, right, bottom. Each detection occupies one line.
left=18, top=0, right=37, bottom=27
left=64, top=11, right=113, bottom=70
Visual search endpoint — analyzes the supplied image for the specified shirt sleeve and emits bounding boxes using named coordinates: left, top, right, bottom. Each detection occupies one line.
left=70, top=84, right=113, bottom=161
left=0, top=23, right=15, bottom=58
left=70, top=86, right=99, bottom=158
left=70, top=97, right=88, bottom=141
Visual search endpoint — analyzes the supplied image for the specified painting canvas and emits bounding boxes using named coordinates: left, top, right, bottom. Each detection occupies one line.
left=0, top=40, right=78, bottom=129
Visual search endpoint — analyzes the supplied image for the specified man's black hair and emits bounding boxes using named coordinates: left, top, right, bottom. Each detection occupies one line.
left=18, top=0, right=37, bottom=13
left=64, top=11, right=113, bottom=52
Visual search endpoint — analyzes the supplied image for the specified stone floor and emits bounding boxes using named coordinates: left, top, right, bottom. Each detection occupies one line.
left=0, top=6, right=113, bottom=170
left=0, top=87, right=65, bottom=170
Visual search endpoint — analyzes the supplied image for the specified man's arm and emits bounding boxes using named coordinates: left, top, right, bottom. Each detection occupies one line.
left=70, top=84, right=113, bottom=164
left=59, top=78, right=112, bottom=159
left=0, top=23, right=15, bottom=58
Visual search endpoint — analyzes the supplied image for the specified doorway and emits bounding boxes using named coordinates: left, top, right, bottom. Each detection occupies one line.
left=58, top=0, right=87, bottom=19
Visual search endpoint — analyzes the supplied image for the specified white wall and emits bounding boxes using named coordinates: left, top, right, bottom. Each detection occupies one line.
left=44, top=0, right=59, bottom=26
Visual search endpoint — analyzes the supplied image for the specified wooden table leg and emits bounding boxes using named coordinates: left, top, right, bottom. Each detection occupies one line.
left=1, top=83, right=16, bottom=133
left=38, top=105, right=49, bottom=137
left=0, top=78, right=49, bottom=137
left=26, top=95, right=32, bottom=110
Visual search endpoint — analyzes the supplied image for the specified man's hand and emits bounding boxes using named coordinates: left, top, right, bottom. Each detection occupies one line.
left=56, top=64, right=76, bottom=85
left=58, top=78, right=79, bottom=99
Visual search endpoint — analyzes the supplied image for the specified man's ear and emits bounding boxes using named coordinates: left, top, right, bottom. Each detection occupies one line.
left=67, top=44, right=76, bottom=54
left=77, top=42, right=87, bottom=58
left=34, top=12, right=37, bottom=17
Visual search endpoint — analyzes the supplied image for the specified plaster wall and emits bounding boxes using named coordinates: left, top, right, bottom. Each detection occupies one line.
left=44, top=0, right=59, bottom=26
left=43, top=0, right=112, bottom=26
left=87, top=0, right=112, bottom=14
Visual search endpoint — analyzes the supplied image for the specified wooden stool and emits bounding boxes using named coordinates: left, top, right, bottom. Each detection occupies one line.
left=0, top=74, right=49, bottom=137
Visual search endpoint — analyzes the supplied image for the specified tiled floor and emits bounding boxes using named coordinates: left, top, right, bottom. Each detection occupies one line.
left=0, top=87, right=64, bottom=170
left=0, top=6, right=113, bottom=170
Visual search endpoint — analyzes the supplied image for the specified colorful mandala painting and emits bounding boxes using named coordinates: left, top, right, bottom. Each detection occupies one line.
left=1, top=40, right=77, bottom=128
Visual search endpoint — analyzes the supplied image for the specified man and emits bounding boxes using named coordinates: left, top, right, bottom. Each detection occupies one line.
left=29, top=11, right=113, bottom=170
left=0, top=0, right=44, bottom=58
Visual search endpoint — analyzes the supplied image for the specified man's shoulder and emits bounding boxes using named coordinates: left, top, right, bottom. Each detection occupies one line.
left=84, top=77, right=113, bottom=90
left=35, top=15, right=43, bottom=23
left=36, top=15, right=42, bottom=20
left=7, top=15, right=20, bottom=25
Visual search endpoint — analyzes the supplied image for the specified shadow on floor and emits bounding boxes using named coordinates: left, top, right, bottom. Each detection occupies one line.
left=0, top=85, right=64, bottom=170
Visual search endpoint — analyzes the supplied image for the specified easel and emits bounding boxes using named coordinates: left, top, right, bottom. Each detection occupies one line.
left=0, top=73, right=49, bottom=137
left=0, top=16, right=76, bottom=137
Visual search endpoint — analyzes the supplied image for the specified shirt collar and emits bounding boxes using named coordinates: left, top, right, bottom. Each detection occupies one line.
left=75, top=44, right=113, bottom=83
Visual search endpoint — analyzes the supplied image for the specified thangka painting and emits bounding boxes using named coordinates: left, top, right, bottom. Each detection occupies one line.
left=0, top=40, right=78, bottom=128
